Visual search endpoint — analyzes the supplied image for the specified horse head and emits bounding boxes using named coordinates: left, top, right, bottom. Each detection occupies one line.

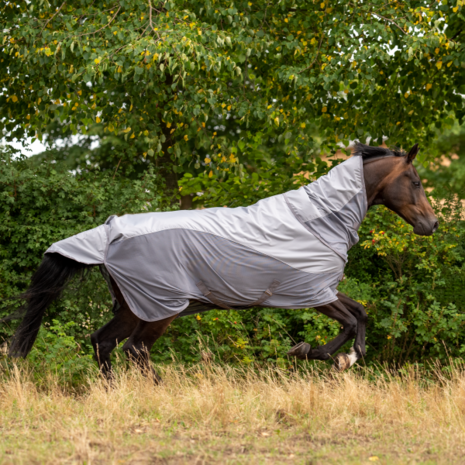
left=358, top=142, right=438, bottom=236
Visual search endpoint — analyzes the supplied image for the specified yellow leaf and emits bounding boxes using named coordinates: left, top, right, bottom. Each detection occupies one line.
left=166, top=122, right=171, bottom=128
left=435, top=48, right=440, bottom=54
left=320, top=2, right=325, bottom=8
left=96, top=117, right=101, bottom=123
left=408, top=110, right=414, bottom=115
left=184, top=135, right=189, bottom=141
left=202, top=122, right=205, bottom=128
left=404, top=92, right=409, bottom=99
left=274, top=117, right=280, bottom=126
left=11, top=95, right=18, bottom=103
left=227, top=105, right=231, bottom=111
left=284, top=18, right=288, bottom=23
left=221, top=103, right=226, bottom=108
left=114, top=31, right=117, bottom=35
left=26, top=114, right=30, bottom=120
left=205, top=157, right=211, bottom=164
left=447, top=61, right=453, bottom=67
left=436, top=61, right=442, bottom=70
left=322, top=106, right=327, bottom=113
left=301, top=123, right=306, bottom=128
left=426, top=83, right=432, bottom=91
left=209, top=170, right=213, bottom=178
left=130, top=133, right=135, bottom=139
left=369, top=456, right=380, bottom=461
left=94, top=58, right=101, bottom=64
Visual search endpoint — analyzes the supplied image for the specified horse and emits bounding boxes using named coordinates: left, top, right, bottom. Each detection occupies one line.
left=6, top=142, right=438, bottom=380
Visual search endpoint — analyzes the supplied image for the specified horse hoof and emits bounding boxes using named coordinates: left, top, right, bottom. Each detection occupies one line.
left=333, top=347, right=359, bottom=372
left=287, top=342, right=312, bottom=360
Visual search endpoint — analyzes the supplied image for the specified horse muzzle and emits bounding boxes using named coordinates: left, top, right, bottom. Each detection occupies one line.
left=413, top=218, right=439, bottom=236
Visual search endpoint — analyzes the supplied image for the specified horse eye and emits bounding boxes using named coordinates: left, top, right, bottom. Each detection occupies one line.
left=412, top=181, right=421, bottom=188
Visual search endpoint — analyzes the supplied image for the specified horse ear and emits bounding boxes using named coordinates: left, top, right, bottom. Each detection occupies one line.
left=407, top=143, right=419, bottom=163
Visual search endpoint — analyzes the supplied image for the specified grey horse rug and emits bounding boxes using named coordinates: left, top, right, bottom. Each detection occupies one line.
left=46, top=155, right=367, bottom=322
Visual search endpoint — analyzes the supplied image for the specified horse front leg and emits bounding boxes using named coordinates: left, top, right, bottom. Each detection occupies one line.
left=336, top=292, right=368, bottom=358
left=288, top=299, right=358, bottom=368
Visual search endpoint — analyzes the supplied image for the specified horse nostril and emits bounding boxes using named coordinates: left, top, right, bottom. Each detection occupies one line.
left=432, top=221, right=439, bottom=233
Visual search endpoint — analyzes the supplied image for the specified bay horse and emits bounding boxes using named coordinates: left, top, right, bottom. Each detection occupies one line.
left=6, top=143, right=438, bottom=379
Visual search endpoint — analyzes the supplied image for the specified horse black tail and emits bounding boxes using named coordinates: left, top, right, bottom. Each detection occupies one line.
left=8, top=253, right=90, bottom=358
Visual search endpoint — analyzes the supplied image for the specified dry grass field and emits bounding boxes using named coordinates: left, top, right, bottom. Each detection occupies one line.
left=1, top=362, right=465, bottom=464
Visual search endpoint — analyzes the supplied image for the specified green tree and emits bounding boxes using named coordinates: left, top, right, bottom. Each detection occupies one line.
left=1, top=0, right=464, bottom=206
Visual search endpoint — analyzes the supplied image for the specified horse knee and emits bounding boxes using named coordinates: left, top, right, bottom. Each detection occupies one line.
left=354, top=303, right=368, bottom=324
left=344, top=316, right=358, bottom=337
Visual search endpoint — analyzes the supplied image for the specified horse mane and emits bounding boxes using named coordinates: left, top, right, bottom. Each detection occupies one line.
left=353, top=142, right=406, bottom=160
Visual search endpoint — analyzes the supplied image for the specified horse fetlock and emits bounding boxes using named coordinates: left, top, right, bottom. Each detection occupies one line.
left=355, top=343, right=366, bottom=358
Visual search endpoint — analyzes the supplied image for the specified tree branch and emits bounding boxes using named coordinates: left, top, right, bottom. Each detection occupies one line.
left=371, top=12, right=408, bottom=35
left=298, top=34, right=325, bottom=74
left=76, top=5, right=121, bottom=38
left=40, top=1, right=67, bottom=36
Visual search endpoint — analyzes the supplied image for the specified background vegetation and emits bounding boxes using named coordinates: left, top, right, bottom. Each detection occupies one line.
left=1, top=0, right=465, bottom=376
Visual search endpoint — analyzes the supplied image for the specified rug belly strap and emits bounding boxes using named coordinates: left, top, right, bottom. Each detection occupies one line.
left=196, top=279, right=281, bottom=310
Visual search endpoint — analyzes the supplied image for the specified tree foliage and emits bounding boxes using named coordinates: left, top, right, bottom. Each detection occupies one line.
left=1, top=0, right=465, bottom=203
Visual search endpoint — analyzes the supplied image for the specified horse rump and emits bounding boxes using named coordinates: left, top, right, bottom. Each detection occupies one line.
left=8, top=253, right=90, bottom=358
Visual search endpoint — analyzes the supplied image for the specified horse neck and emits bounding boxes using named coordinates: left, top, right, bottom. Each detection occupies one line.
left=363, top=157, right=402, bottom=208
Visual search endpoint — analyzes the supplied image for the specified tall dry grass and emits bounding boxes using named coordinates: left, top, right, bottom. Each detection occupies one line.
left=1, top=362, right=465, bottom=463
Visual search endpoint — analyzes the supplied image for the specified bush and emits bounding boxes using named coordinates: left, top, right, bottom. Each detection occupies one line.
left=0, top=145, right=164, bottom=345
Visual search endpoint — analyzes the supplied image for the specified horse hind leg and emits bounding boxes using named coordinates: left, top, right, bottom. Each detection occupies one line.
left=90, top=305, right=139, bottom=379
left=122, top=314, right=178, bottom=384
left=91, top=276, right=139, bottom=379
